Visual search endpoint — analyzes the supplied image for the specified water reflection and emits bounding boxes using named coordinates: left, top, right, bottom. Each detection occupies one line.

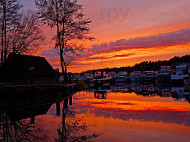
left=0, top=90, right=56, bottom=141
left=0, top=89, right=101, bottom=142
left=1, top=81, right=190, bottom=142
left=94, top=90, right=107, bottom=99
left=72, top=82, right=190, bottom=126
left=72, top=84, right=190, bottom=142
left=55, top=97, right=100, bottom=142
left=108, top=82, right=190, bottom=103
left=0, top=106, right=49, bottom=141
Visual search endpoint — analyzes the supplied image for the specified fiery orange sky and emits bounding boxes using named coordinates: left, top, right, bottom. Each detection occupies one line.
left=22, top=0, right=190, bottom=73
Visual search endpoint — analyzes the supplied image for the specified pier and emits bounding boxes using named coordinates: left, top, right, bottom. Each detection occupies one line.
left=0, top=83, right=77, bottom=94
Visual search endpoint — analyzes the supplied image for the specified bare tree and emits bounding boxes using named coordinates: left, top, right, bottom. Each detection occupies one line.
left=35, top=0, right=93, bottom=82
left=0, top=1, right=44, bottom=63
left=0, top=0, right=22, bottom=63
left=7, top=12, right=44, bottom=55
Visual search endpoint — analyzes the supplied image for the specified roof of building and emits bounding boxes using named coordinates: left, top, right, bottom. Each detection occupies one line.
left=0, top=54, right=55, bottom=82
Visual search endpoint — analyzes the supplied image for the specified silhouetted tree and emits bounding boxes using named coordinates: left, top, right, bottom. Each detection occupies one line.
left=7, top=12, right=44, bottom=54
left=0, top=0, right=22, bottom=63
left=83, top=55, right=190, bottom=75
left=0, top=1, right=44, bottom=62
left=35, top=0, right=93, bottom=82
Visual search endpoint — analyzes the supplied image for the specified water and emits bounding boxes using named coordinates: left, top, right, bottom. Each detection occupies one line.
left=1, top=83, right=190, bottom=142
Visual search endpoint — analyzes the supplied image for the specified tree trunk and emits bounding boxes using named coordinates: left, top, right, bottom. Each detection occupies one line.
left=63, top=58, right=68, bottom=82
left=1, top=0, right=5, bottom=63
left=3, top=0, right=6, bottom=61
left=61, top=98, right=68, bottom=142
left=61, top=5, right=69, bottom=83
left=60, top=50, right=68, bottom=83
left=1, top=23, right=4, bottom=63
left=60, top=49, right=65, bottom=74
left=55, top=0, right=69, bottom=83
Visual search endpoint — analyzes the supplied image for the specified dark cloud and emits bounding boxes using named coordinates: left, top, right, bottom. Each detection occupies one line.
left=41, top=29, right=190, bottom=67
left=41, top=48, right=60, bottom=63
left=88, top=56, right=108, bottom=60
left=113, top=53, right=135, bottom=58
left=75, top=29, right=190, bottom=61
left=86, top=53, right=135, bottom=60
left=88, top=29, right=190, bottom=56
left=116, top=102, right=136, bottom=105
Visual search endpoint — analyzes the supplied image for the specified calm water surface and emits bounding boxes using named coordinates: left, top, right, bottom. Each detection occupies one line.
left=40, top=88, right=190, bottom=142
left=1, top=85, right=190, bottom=142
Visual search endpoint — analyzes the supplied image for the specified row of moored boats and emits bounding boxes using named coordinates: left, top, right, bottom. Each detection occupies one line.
left=113, top=65, right=189, bottom=84
left=73, top=65, right=190, bottom=89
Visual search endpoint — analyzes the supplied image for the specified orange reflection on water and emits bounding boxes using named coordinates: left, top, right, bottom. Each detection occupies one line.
left=74, top=91, right=190, bottom=112
left=34, top=90, right=190, bottom=142
left=74, top=113, right=190, bottom=142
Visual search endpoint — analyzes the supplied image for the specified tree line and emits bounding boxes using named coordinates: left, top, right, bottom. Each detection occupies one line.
left=83, top=55, right=190, bottom=74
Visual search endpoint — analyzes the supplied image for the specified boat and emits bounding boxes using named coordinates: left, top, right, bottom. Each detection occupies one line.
left=142, top=71, right=156, bottom=82
left=78, top=76, right=95, bottom=88
left=171, top=65, right=187, bottom=85
left=157, top=66, right=171, bottom=82
left=112, top=86, right=133, bottom=93
left=172, top=87, right=185, bottom=97
left=158, top=88, right=172, bottom=97
left=129, top=71, right=142, bottom=82
left=143, top=84, right=156, bottom=93
left=113, top=74, right=130, bottom=82
left=95, top=77, right=112, bottom=88
left=134, top=86, right=142, bottom=94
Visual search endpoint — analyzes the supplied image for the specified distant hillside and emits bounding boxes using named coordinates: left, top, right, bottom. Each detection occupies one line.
left=83, top=55, right=190, bottom=74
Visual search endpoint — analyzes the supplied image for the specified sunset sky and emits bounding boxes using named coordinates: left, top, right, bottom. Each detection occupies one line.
left=22, top=0, right=190, bottom=73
